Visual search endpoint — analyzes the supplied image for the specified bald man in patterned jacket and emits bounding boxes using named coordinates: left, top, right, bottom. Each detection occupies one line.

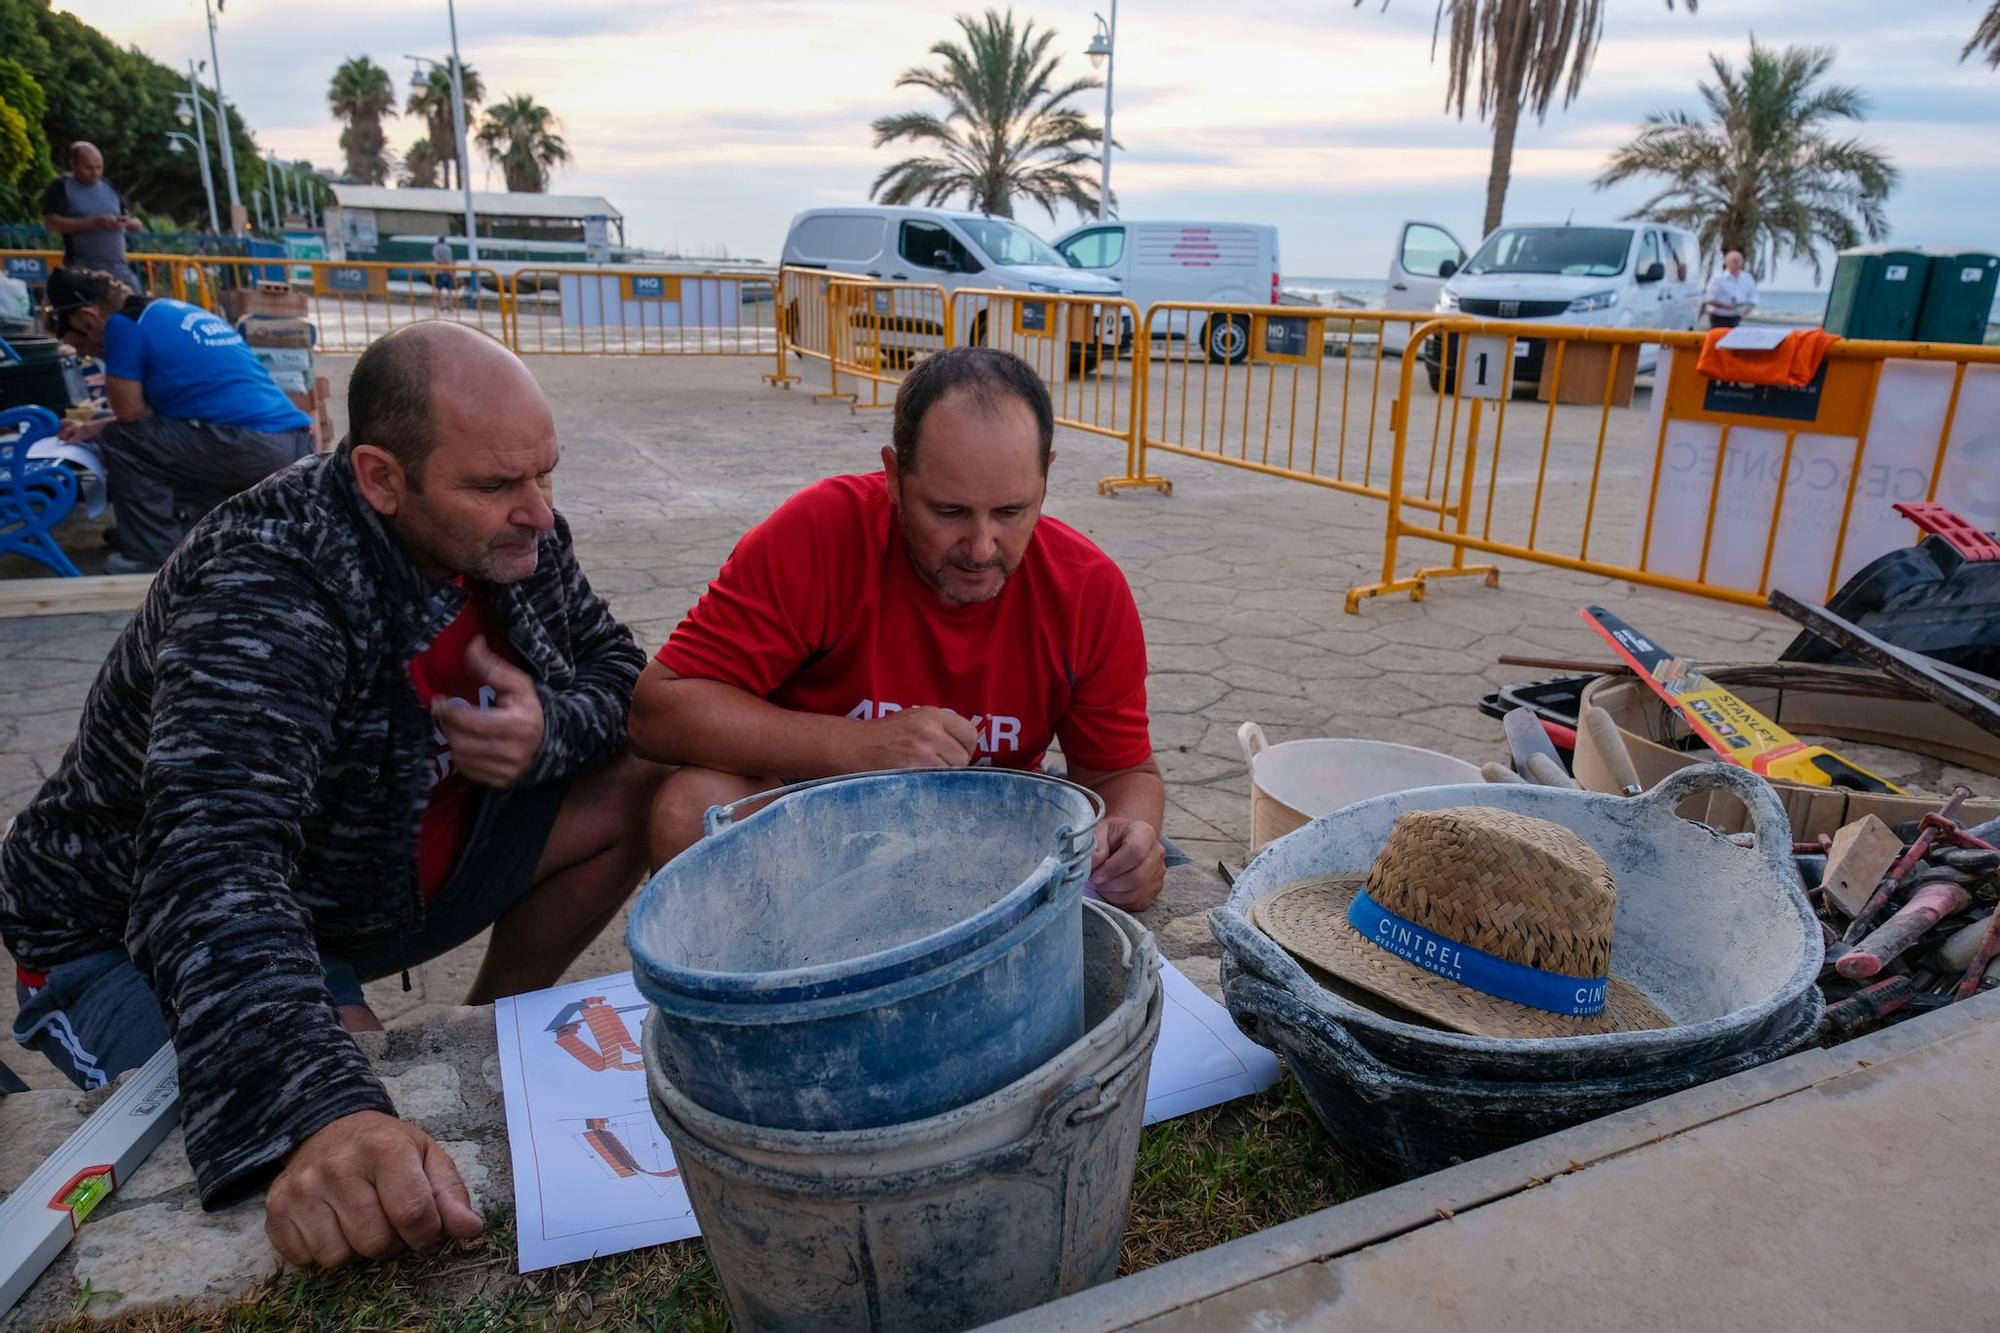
left=1, top=323, right=663, bottom=1270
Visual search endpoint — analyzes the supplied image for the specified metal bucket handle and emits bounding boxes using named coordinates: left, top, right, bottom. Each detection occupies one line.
left=703, top=768, right=1107, bottom=858
left=1223, top=972, right=1398, bottom=1105
left=1636, top=762, right=1796, bottom=884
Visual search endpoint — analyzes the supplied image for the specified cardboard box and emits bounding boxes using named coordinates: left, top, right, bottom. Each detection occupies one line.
left=221, top=281, right=308, bottom=323
left=253, top=347, right=315, bottom=374
left=1573, top=665, right=2000, bottom=840
left=265, top=367, right=311, bottom=394
left=239, top=315, right=315, bottom=349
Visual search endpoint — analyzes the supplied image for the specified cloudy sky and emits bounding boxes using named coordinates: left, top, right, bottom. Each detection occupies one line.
left=60, top=0, right=2000, bottom=287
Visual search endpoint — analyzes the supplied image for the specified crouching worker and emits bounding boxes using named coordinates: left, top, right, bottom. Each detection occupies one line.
left=44, top=265, right=316, bottom=573
left=0, top=322, right=664, bottom=1268
left=632, top=346, right=1167, bottom=910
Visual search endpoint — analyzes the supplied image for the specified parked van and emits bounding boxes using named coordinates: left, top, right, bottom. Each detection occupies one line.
left=782, top=205, right=1120, bottom=370
left=1410, top=220, right=1703, bottom=391
left=1051, top=220, right=1281, bottom=362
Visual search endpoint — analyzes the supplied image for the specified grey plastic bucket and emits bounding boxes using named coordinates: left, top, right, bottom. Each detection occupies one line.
left=1212, top=765, right=1825, bottom=1086
left=628, top=768, right=1102, bottom=1130
left=1225, top=971, right=1822, bottom=1180
left=645, top=900, right=1163, bottom=1333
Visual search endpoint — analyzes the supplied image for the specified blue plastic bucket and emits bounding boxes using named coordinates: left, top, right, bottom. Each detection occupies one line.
left=628, top=769, right=1102, bottom=1130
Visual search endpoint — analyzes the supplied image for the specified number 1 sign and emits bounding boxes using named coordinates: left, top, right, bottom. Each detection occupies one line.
left=1458, top=334, right=1511, bottom=400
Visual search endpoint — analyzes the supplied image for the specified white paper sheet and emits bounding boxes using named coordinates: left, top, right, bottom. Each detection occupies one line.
left=1715, top=325, right=1794, bottom=351
left=494, top=958, right=1282, bottom=1272
left=493, top=974, right=698, bottom=1272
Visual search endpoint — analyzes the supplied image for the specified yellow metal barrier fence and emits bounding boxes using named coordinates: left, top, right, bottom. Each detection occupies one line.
left=2, top=249, right=215, bottom=310
left=1345, top=318, right=2000, bottom=613
left=1099, top=301, right=1442, bottom=503
left=506, top=268, right=778, bottom=356
left=952, top=287, right=1138, bottom=462
left=816, top=278, right=953, bottom=411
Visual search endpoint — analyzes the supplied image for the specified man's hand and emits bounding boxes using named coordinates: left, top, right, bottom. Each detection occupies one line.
left=56, top=416, right=110, bottom=443
left=1091, top=816, right=1165, bottom=911
left=265, top=1110, right=483, bottom=1269
left=434, top=636, right=545, bottom=787
left=93, top=213, right=122, bottom=231
left=845, top=705, right=980, bottom=772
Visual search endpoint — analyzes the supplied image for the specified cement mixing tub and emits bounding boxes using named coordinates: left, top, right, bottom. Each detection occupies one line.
left=1212, top=765, right=1824, bottom=1087
left=647, top=900, right=1163, bottom=1333
left=1239, top=723, right=1483, bottom=851
left=629, top=769, right=1102, bottom=1130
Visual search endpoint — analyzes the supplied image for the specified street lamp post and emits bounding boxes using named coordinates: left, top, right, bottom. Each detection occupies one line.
left=406, top=23, right=481, bottom=265
left=1085, top=2, right=1117, bottom=221
left=165, top=132, right=218, bottom=233
left=202, top=0, right=244, bottom=230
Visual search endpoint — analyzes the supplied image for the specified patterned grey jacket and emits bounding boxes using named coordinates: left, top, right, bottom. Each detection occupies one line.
left=0, top=449, right=643, bottom=1205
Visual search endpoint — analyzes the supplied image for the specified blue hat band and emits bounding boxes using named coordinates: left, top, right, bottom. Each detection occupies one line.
left=1346, top=888, right=1608, bottom=1017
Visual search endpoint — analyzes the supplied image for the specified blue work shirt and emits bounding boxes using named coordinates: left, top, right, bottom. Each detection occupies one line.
left=101, top=298, right=311, bottom=433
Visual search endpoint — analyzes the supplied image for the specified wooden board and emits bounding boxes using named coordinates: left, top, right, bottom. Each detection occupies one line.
left=1539, top=340, right=1637, bottom=408
left=0, top=574, right=153, bottom=620
left=1821, top=814, right=1904, bottom=918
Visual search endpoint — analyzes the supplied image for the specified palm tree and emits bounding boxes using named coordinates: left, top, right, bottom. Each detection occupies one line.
left=399, top=136, right=441, bottom=188
left=1593, top=40, right=1897, bottom=281
left=476, top=95, right=571, bottom=192
left=406, top=58, right=484, bottom=189
left=869, top=8, right=1107, bottom=220
left=327, top=56, right=396, bottom=185
left=1966, top=2, right=2000, bottom=66
left=1363, top=0, right=1695, bottom=236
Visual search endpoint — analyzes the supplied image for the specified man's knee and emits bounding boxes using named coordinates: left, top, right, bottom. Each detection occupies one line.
left=547, top=750, right=670, bottom=869
left=648, top=766, right=767, bottom=867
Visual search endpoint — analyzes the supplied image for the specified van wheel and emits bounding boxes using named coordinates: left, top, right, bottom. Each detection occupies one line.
left=1068, top=343, right=1103, bottom=377
left=969, top=311, right=990, bottom=347
left=1202, top=315, right=1250, bottom=364
left=784, top=299, right=800, bottom=342
left=1426, top=363, right=1454, bottom=394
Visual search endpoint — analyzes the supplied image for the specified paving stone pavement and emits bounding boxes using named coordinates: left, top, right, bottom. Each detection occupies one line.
left=1, top=353, right=1796, bottom=1090
left=0, top=353, right=1801, bottom=1320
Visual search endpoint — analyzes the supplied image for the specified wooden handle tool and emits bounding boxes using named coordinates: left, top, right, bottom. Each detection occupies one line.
left=1525, top=753, right=1580, bottom=790
left=1582, top=705, right=1642, bottom=796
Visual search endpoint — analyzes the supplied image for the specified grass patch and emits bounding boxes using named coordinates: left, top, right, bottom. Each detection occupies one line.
left=46, top=1085, right=1363, bottom=1332
left=1122, top=1081, right=1359, bottom=1273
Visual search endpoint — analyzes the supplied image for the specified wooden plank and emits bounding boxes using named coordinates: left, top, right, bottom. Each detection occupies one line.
left=1822, top=813, right=1904, bottom=918
left=0, top=574, right=153, bottom=620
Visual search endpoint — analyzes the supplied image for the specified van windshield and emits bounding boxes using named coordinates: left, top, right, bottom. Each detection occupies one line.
left=1463, top=226, right=1632, bottom=279
left=957, top=217, right=1068, bottom=268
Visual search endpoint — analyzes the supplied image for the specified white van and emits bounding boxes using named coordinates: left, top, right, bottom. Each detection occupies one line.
left=782, top=205, right=1120, bottom=369
left=782, top=206, right=1118, bottom=299
left=1051, top=220, right=1281, bottom=362
left=1409, top=220, right=1703, bottom=391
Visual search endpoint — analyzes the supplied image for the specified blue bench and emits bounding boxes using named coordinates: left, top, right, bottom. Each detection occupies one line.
left=1, top=403, right=83, bottom=578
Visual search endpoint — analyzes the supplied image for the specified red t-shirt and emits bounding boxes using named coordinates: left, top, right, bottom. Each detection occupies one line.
left=407, top=583, right=519, bottom=901
left=657, top=472, right=1152, bottom=772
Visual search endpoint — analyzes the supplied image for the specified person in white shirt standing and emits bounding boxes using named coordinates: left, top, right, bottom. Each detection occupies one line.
left=1704, top=249, right=1759, bottom=329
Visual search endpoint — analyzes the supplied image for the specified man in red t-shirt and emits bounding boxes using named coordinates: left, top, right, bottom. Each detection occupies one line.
left=631, top=347, right=1166, bottom=909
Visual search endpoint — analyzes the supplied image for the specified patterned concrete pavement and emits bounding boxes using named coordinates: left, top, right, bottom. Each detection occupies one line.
left=0, top=354, right=1798, bottom=1090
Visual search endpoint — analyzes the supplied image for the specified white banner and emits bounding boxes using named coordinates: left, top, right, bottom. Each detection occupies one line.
left=1631, top=348, right=2000, bottom=599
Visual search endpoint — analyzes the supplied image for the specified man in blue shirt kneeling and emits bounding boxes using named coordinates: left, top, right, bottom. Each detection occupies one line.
left=46, top=265, right=316, bottom=573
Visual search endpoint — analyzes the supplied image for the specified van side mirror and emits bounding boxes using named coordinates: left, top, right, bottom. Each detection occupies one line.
left=930, top=249, right=958, bottom=273
left=1638, top=260, right=1665, bottom=284
left=1438, top=258, right=1459, bottom=279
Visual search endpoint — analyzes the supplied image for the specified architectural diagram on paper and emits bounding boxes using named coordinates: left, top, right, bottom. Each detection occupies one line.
left=495, top=959, right=1280, bottom=1272
left=495, top=973, right=699, bottom=1272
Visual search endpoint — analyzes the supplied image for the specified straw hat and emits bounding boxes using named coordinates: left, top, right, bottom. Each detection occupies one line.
left=1251, top=806, right=1671, bottom=1039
